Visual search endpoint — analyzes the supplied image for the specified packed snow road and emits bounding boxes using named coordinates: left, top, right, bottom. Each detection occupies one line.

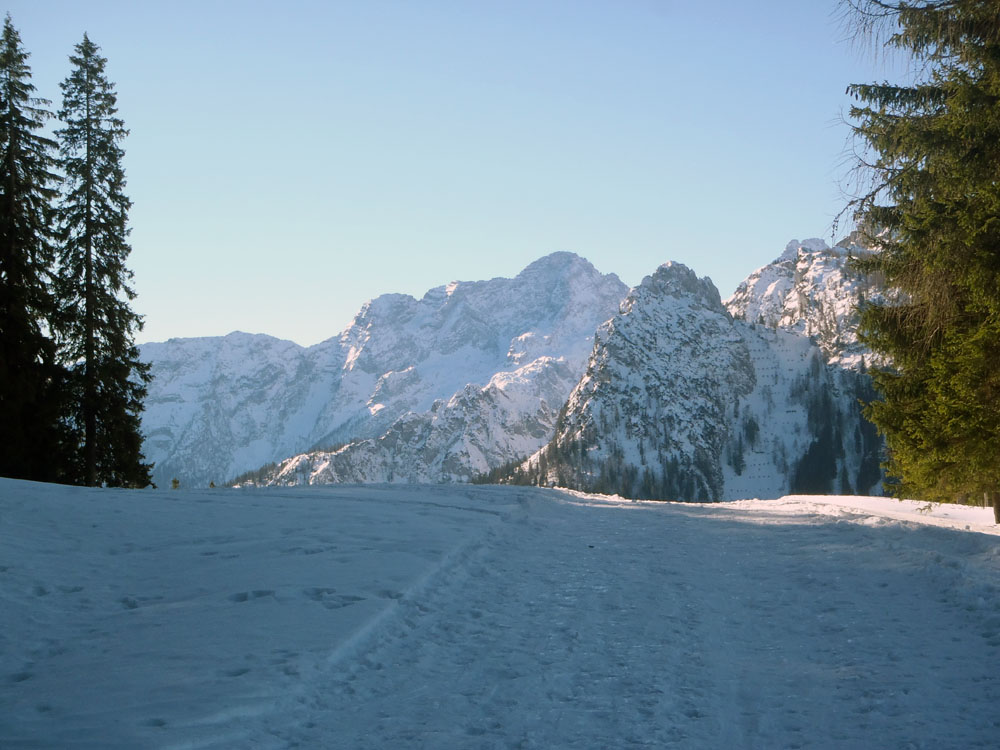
left=1, top=480, right=998, bottom=748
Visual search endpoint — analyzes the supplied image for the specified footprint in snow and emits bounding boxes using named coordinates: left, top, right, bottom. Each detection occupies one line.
left=228, top=590, right=275, bottom=603
left=302, top=587, right=365, bottom=609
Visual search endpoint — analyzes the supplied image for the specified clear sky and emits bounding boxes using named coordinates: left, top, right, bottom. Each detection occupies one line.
left=7, top=0, right=904, bottom=347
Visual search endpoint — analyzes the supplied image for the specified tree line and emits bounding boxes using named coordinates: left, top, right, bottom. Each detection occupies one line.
left=0, top=15, right=150, bottom=487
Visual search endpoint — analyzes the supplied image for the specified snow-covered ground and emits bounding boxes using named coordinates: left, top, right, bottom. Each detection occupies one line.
left=2, top=479, right=998, bottom=748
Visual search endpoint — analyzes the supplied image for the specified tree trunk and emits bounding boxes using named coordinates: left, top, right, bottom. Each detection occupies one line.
left=991, top=491, right=1000, bottom=525
left=84, top=238, right=95, bottom=487
left=83, top=75, right=96, bottom=487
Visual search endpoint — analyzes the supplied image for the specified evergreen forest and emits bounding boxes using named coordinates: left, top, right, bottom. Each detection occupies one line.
left=0, top=15, right=150, bottom=487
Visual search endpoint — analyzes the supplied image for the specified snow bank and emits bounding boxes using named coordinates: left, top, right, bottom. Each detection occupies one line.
left=558, top=488, right=1000, bottom=536
left=730, top=494, right=1000, bottom=535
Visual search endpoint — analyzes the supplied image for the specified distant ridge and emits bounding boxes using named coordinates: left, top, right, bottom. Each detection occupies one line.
left=141, top=253, right=627, bottom=487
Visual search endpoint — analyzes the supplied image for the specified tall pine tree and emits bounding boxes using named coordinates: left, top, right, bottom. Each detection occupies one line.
left=843, top=0, right=1000, bottom=521
left=0, top=15, right=72, bottom=482
left=55, top=34, right=151, bottom=488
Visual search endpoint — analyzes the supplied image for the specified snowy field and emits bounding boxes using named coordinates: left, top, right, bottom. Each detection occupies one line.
left=2, top=479, right=999, bottom=748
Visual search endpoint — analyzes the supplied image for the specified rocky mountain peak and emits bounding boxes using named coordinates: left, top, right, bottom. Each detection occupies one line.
left=780, top=237, right=830, bottom=261
left=638, top=262, right=725, bottom=312
left=724, top=238, right=880, bottom=368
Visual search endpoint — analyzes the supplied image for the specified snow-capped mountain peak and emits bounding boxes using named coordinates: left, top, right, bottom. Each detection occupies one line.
left=640, top=261, right=725, bottom=311
left=780, top=237, right=830, bottom=261
left=724, top=237, right=880, bottom=367
left=141, top=253, right=627, bottom=488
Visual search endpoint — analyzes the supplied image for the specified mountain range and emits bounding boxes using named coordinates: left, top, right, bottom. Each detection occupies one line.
left=140, top=238, right=884, bottom=499
left=141, top=253, right=627, bottom=488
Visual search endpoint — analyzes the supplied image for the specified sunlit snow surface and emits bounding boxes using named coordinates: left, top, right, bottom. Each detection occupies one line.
left=2, top=479, right=999, bottom=748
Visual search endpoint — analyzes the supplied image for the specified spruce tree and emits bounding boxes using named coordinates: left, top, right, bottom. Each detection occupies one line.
left=843, top=0, right=1000, bottom=521
left=55, top=34, right=151, bottom=487
left=0, top=15, right=71, bottom=481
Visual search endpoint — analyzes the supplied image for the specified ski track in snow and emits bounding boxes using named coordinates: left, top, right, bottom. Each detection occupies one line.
left=262, top=496, right=1000, bottom=749
left=1, top=480, right=999, bottom=748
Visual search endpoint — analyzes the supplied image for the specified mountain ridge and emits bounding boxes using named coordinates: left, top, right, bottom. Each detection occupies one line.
left=140, top=252, right=628, bottom=487
left=141, top=239, right=885, bottom=497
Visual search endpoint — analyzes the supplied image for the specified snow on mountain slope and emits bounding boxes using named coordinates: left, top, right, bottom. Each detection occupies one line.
left=3, top=479, right=998, bottom=748
left=720, top=322, right=882, bottom=500
left=141, top=253, right=627, bottom=488
left=724, top=237, right=881, bottom=367
left=141, top=332, right=339, bottom=489
left=267, top=356, right=578, bottom=485
left=512, top=259, right=882, bottom=501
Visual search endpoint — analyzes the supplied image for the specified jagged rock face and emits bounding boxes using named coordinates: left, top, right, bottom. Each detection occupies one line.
left=516, top=258, right=883, bottom=501
left=724, top=238, right=882, bottom=368
left=141, top=253, right=628, bottom=488
left=530, top=263, right=757, bottom=501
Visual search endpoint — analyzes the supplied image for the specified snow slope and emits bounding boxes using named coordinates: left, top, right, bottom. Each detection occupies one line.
left=267, top=356, right=580, bottom=485
left=2, top=478, right=998, bottom=748
left=141, top=253, right=627, bottom=488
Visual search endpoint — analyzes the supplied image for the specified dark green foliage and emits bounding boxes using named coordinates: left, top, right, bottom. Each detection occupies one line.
left=790, top=365, right=837, bottom=494
left=792, top=428, right=838, bottom=495
left=853, top=372, right=883, bottom=494
left=843, top=0, right=1000, bottom=515
left=743, top=414, right=759, bottom=448
left=481, top=434, right=714, bottom=503
left=55, top=34, right=151, bottom=487
left=0, top=15, right=74, bottom=482
left=789, top=365, right=879, bottom=496
left=0, top=20, right=152, bottom=486
left=470, top=457, right=530, bottom=486
left=730, top=435, right=746, bottom=476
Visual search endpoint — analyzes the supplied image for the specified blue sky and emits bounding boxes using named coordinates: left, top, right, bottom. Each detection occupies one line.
left=7, top=1, right=903, bottom=346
